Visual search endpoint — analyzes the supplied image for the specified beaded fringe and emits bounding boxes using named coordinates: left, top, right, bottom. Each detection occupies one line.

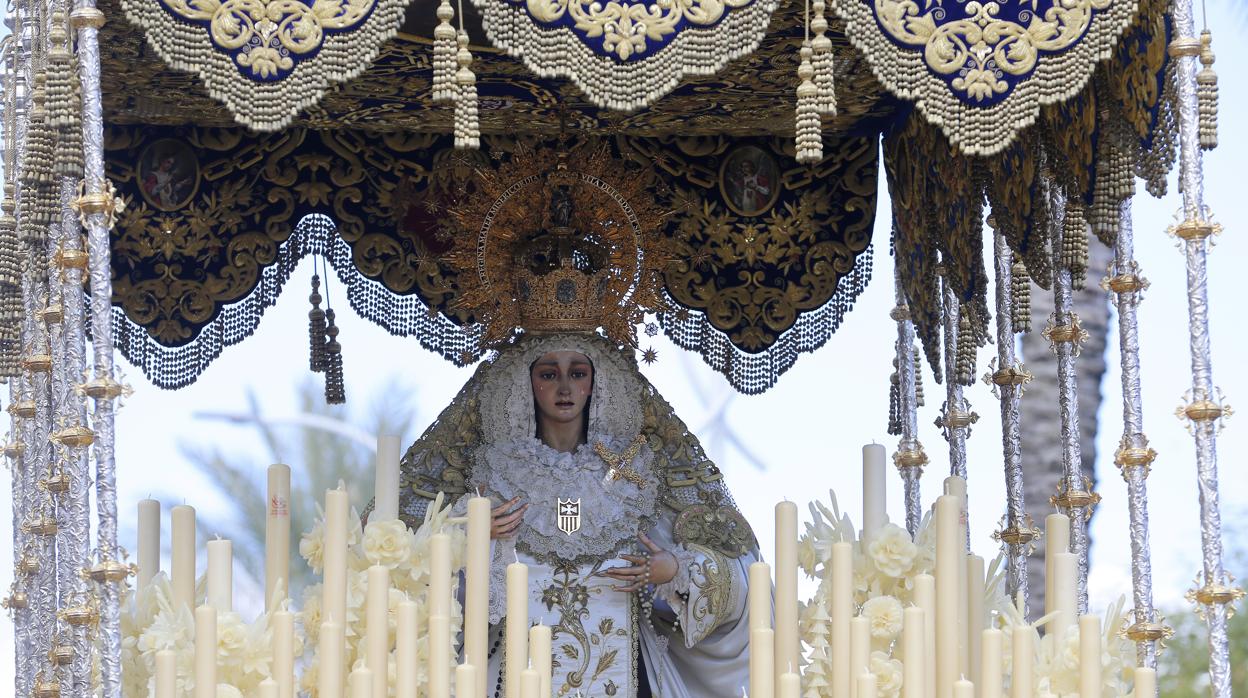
left=1011, top=254, right=1032, bottom=334
left=0, top=192, right=19, bottom=376
left=795, top=43, right=822, bottom=163
left=913, top=346, right=925, bottom=406
left=324, top=308, right=346, bottom=404
left=308, top=274, right=327, bottom=372
left=454, top=30, right=480, bottom=150
left=432, top=0, right=458, bottom=103
left=1062, top=201, right=1089, bottom=291
left=955, top=309, right=977, bottom=386
left=1197, top=30, right=1218, bottom=151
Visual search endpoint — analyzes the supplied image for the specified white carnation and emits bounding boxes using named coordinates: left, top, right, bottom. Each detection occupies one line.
left=861, top=595, right=904, bottom=642
left=363, top=518, right=414, bottom=569
left=868, top=524, right=917, bottom=578
left=869, top=650, right=904, bottom=698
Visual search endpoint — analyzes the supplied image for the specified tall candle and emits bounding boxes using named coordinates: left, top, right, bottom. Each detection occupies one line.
left=265, top=463, right=291, bottom=609
left=862, top=444, right=887, bottom=542
left=775, top=500, right=799, bottom=696
left=274, top=609, right=295, bottom=698
left=465, top=496, right=492, bottom=697
left=980, top=628, right=1002, bottom=698
left=207, top=538, right=232, bottom=612
left=397, top=600, right=418, bottom=698
left=903, top=607, right=925, bottom=698
left=1051, top=552, right=1077, bottom=637
left=749, top=627, right=775, bottom=698
left=520, top=667, right=540, bottom=698
left=506, top=559, right=529, bottom=698
left=944, top=478, right=969, bottom=680
left=323, top=487, right=350, bottom=628
left=319, top=621, right=345, bottom=698
left=350, top=667, right=372, bottom=698
left=850, top=616, right=870, bottom=698
left=831, top=542, right=853, bottom=698
left=429, top=614, right=451, bottom=698
left=367, top=565, right=391, bottom=698
left=431, top=533, right=451, bottom=617
left=749, top=561, right=773, bottom=630
left=1079, top=615, right=1101, bottom=698
left=780, top=671, right=801, bottom=698
left=455, top=664, right=477, bottom=698
left=954, top=678, right=973, bottom=698
left=374, top=435, right=401, bottom=522
left=858, top=673, right=878, bottom=698
left=194, top=605, right=217, bottom=698
left=258, top=679, right=278, bottom=698
left=935, top=495, right=960, bottom=698
left=966, top=555, right=985, bottom=698
left=915, top=574, right=936, bottom=698
left=530, top=624, right=552, bottom=698
left=1044, top=514, right=1070, bottom=619
left=137, top=498, right=160, bottom=588
left=155, top=648, right=176, bottom=698
left=171, top=504, right=196, bottom=611
left=1134, top=667, right=1156, bottom=698
left=1010, top=626, right=1032, bottom=698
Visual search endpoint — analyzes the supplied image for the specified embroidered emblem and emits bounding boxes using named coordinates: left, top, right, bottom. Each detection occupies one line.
left=558, top=498, right=582, bottom=535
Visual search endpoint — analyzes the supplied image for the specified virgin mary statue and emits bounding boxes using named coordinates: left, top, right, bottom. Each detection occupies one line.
left=392, top=146, right=757, bottom=696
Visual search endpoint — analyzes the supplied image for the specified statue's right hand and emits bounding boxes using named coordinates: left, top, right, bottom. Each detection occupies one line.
left=490, top=496, right=528, bottom=540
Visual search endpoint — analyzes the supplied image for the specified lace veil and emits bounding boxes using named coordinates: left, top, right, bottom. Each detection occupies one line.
left=396, top=332, right=756, bottom=559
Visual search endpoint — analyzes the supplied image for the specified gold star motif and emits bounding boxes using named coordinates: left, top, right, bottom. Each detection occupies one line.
left=641, top=347, right=659, bottom=365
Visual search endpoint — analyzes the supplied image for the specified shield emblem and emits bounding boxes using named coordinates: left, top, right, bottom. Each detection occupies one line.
left=557, top=498, right=581, bottom=535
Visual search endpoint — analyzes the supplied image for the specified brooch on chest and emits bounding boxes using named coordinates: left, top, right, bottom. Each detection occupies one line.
left=558, top=498, right=581, bottom=534
left=593, top=433, right=647, bottom=487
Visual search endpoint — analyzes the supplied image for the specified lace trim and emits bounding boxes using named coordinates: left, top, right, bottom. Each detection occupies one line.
left=654, top=542, right=697, bottom=613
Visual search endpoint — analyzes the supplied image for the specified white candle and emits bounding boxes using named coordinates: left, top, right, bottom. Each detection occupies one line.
left=749, top=627, right=775, bottom=698
left=324, top=487, right=350, bottom=628
left=831, top=541, right=853, bottom=698
left=1052, top=552, right=1078, bottom=637
left=367, top=565, right=390, bottom=698
left=944, top=478, right=969, bottom=681
left=429, top=614, right=451, bottom=698
left=265, top=463, right=291, bottom=609
left=862, top=444, right=887, bottom=542
left=506, top=559, right=529, bottom=698
left=171, top=504, right=196, bottom=611
left=465, top=496, right=492, bottom=698
left=935, top=495, right=960, bottom=698
left=851, top=616, right=870, bottom=698
left=1079, top=615, right=1101, bottom=698
left=137, top=498, right=160, bottom=588
left=350, top=667, right=372, bottom=698
left=320, top=621, right=345, bottom=698
left=954, top=678, right=973, bottom=698
left=775, top=500, right=799, bottom=696
left=915, top=574, right=936, bottom=698
left=980, top=628, right=1002, bottom=698
left=274, top=609, right=295, bottom=698
left=431, top=533, right=451, bottom=617
left=903, top=607, right=925, bottom=698
left=966, top=555, right=985, bottom=698
left=258, top=678, right=279, bottom=698
left=1044, top=513, right=1070, bottom=619
left=1010, top=626, right=1032, bottom=698
left=397, top=600, right=418, bottom=698
left=1134, top=667, right=1156, bottom=698
left=194, top=605, right=216, bottom=698
left=520, top=667, right=540, bottom=698
left=858, top=673, right=878, bottom=698
left=155, top=648, right=176, bottom=698
left=374, top=435, right=401, bottom=522
left=529, top=624, right=552, bottom=698
left=455, top=664, right=477, bottom=698
left=780, top=671, right=800, bottom=698
left=206, top=538, right=232, bottom=612
left=749, top=561, right=773, bottom=630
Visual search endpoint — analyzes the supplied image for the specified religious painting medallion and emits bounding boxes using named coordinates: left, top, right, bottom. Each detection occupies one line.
left=558, top=498, right=582, bottom=535
left=136, top=139, right=199, bottom=212
left=719, top=145, right=780, bottom=217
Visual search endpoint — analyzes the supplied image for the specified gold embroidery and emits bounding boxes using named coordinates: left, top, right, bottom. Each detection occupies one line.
left=685, top=543, right=736, bottom=643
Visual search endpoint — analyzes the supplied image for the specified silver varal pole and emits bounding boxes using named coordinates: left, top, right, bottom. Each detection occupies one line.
left=1042, top=181, right=1094, bottom=613
left=71, top=0, right=125, bottom=693
left=939, top=269, right=969, bottom=482
left=989, top=228, right=1035, bottom=605
left=893, top=267, right=927, bottom=537
left=1168, top=0, right=1240, bottom=692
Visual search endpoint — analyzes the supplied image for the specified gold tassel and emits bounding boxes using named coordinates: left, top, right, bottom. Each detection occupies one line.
left=0, top=192, right=19, bottom=376
left=810, top=0, right=836, bottom=116
left=1011, top=254, right=1032, bottom=334
left=432, top=0, right=457, bottom=103
left=795, top=42, right=822, bottom=163
left=955, top=310, right=976, bottom=386
left=1062, top=201, right=1089, bottom=291
left=454, top=29, right=479, bottom=150
left=1198, top=30, right=1218, bottom=151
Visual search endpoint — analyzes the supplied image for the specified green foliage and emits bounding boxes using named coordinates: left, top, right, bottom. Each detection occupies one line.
left=178, top=376, right=416, bottom=610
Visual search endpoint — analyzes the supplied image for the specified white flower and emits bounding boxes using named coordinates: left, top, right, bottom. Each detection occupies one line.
left=300, top=519, right=326, bottom=573
left=861, top=595, right=904, bottom=642
left=868, top=524, right=917, bottom=578
left=869, top=650, right=904, bottom=698
left=216, top=683, right=244, bottom=698
left=363, top=518, right=414, bottom=569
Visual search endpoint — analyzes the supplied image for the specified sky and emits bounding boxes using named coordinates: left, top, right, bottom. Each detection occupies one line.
left=1, top=0, right=1247, bottom=688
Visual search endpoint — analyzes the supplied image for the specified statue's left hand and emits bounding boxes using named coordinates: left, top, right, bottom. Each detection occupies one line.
left=602, top=533, right=677, bottom=592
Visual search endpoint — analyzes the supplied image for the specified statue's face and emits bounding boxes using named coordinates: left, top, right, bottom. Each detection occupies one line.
left=530, top=351, right=594, bottom=426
